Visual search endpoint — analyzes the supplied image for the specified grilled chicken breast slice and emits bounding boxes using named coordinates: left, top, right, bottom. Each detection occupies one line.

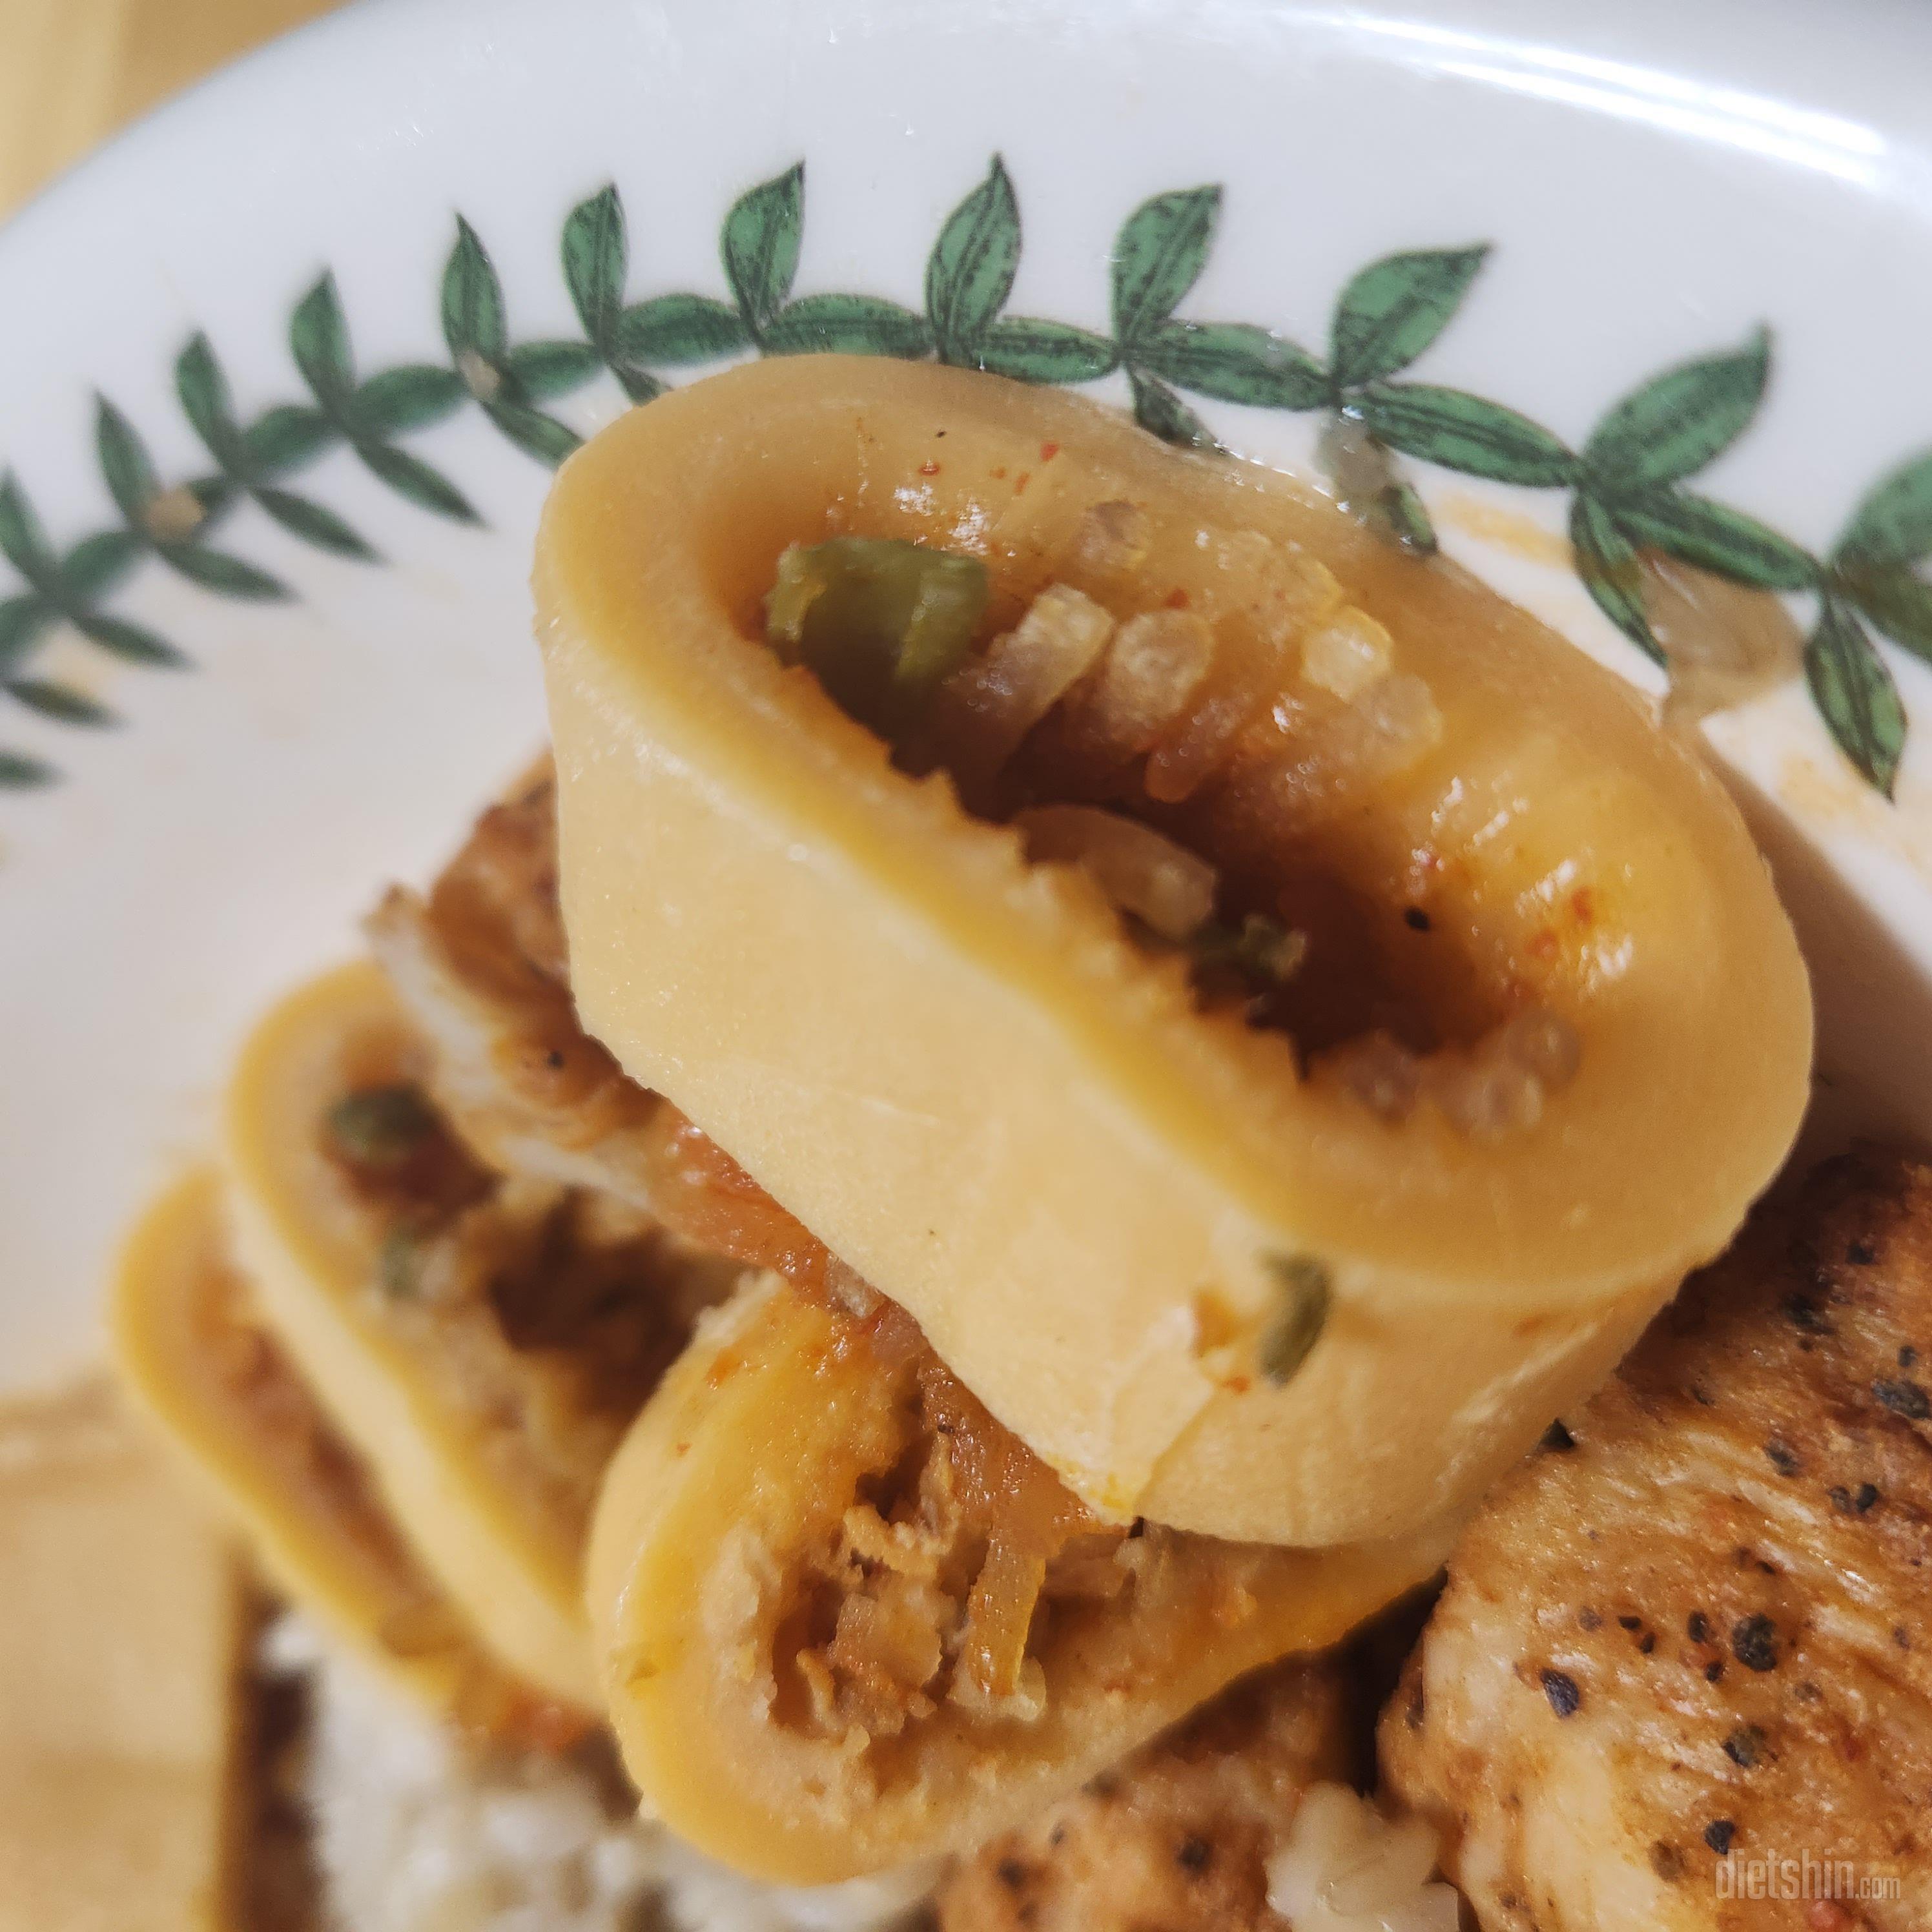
left=1382, top=1146, right=1932, bottom=1931
left=937, top=1658, right=1350, bottom=1932
left=364, top=760, right=671, bottom=1206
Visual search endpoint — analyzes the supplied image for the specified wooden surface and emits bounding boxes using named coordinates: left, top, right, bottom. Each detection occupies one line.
left=0, top=0, right=343, bottom=220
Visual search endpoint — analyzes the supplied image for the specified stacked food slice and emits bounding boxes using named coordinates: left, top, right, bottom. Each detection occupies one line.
left=116, top=766, right=739, bottom=1749
left=533, top=358, right=1811, bottom=1880
left=537, top=356, right=1811, bottom=1549
left=115, top=355, right=1817, bottom=1917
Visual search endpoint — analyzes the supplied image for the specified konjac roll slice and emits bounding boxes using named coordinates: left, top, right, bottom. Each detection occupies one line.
left=111, top=1170, right=579, bottom=1747
left=585, top=1271, right=1452, bottom=1884
left=537, top=355, right=1813, bottom=1548
left=221, top=960, right=735, bottom=1707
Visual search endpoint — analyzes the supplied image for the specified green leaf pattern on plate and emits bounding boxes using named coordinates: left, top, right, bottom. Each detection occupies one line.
left=0, top=159, right=1924, bottom=796
left=1126, top=367, right=1218, bottom=450
left=926, top=158, right=1023, bottom=364
left=1110, top=185, right=1220, bottom=345
left=1608, top=489, right=1815, bottom=592
left=1836, top=562, right=1932, bottom=667
left=1138, top=322, right=1326, bottom=412
left=1328, top=246, right=1490, bottom=391
left=1569, top=493, right=1663, bottom=665
left=1835, top=452, right=1932, bottom=571
left=1354, top=385, right=1574, bottom=487
left=971, top=317, right=1115, bottom=385
left=1581, top=329, right=1771, bottom=492
left=1806, top=593, right=1906, bottom=797
left=721, top=164, right=805, bottom=339
left=763, top=294, right=933, bottom=360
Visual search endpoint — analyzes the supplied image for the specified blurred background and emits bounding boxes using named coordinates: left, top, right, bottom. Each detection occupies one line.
left=1, top=0, right=339, bottom=218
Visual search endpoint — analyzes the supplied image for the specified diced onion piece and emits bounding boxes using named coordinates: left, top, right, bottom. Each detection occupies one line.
left=1146, top=637, right=1284, bottom=803
left=934, top=584, right=1117, bottom=781
left=1202, top=531, right=1344, bottom=648
left=1018, top=805, right=1218, bottom=942
left=1275, top=669, right=1445, bottom=810
left=1144, top=657, right=1277, bottom=804
left=1141, top=539, right=1344, bottom=803
left=954, top=1539, right=1049, bottom=1703
left=1317, top=412, right=1398, bottom=507
left=1327, top=1033, right=1424, bottom=1120
left=1354, top=672, right=1444, bottom=777
left=1424, top=1007, right=1580, bottom=1140
left=1429, top=1053, right=1545, bottom=1137
left=1495, top=1007, right=1582, bottom=1087
left=1303, top=607, right=1394, bottom=701
left=1072, top=609, right=1217, bottom=758
left=1073, top=498, right=1152, bottom=577
left=1335, top=1008, right=1579, bottom=1138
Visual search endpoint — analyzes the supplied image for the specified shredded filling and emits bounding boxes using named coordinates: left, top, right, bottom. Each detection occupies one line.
left=632, top=1104, right=1302, bottom=1753
left=781, top=1296, right=1115, bottom=1736
left=763, top=519, right=1580, bottom=1136
left=319, top=1079, right=731, bottom=1545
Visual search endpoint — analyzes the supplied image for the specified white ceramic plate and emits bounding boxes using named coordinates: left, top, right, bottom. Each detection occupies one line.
left=8, top=0, right=1932, bottom=1391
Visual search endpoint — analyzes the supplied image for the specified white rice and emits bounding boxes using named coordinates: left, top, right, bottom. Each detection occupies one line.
left=266, top=1619, right=938, bottom=1932
left=269, top=1619, right=1462, bottom=1932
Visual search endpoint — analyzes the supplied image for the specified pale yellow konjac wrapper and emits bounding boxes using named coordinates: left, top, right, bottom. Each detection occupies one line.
left=585, top=1275, right=1452, bottom=1884
left=113, top=1171, right=488, bottom=1724
left=537, top=355, right=1811, bottom=1547
left=221, top=962, right=599, bottom=1708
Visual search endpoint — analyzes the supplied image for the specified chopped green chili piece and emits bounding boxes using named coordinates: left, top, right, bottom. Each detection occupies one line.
left=378, top=1224, right=426, bottom=1299
left=765, top=537, right=989, bottom=735
left=1259, top=1254, right=1331, bottom=1386
left=324, top=1084, right=440, bottom=1173
left=1191, top=913, right=1308, bottom=985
